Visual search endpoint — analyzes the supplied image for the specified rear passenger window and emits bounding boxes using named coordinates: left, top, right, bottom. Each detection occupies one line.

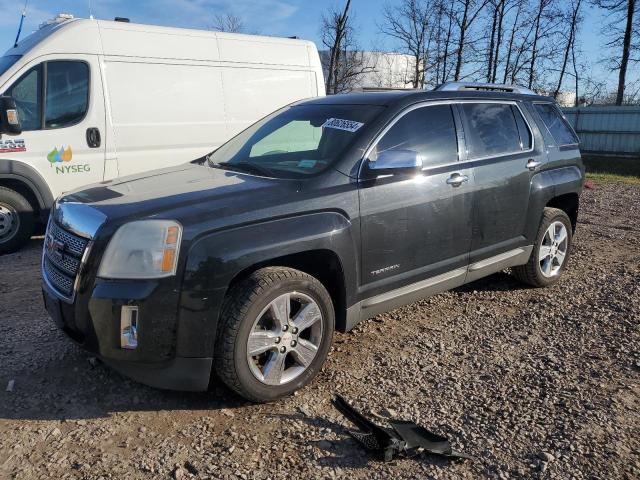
left=461, top=103, right=524, bottom=158
left=371, top=104, right=458, bottom=168
left=534, top=103, right=578, bottom=146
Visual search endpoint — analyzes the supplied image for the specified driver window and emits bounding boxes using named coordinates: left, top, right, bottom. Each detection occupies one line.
left=5, top=60, right=90, bottom=131
left=371, top=104, right=459, bottom=167
left=7, top=66, right=42, bottom=131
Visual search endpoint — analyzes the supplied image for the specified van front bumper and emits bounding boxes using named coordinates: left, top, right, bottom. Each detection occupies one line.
left=42, top=278, right=213, bottom=392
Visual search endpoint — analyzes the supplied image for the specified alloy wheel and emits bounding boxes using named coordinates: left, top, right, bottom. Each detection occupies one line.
left=246, top=292, right=323, bottom=385
left=538, top=220, right=568, bottom=278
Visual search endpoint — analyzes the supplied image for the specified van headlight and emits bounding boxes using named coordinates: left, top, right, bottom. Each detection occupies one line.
left=98, top=220, right=182, bottom=279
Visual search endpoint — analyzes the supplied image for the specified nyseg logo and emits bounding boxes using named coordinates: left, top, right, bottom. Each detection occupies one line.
left=47, top=146, right=73, bottom=164
left=47, top=146, right=90, bottom=174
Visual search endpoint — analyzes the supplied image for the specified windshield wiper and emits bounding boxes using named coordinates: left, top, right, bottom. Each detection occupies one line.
left=209, top=161, right=273, bottom=177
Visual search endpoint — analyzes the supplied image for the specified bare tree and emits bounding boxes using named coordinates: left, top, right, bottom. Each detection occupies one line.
left=379, top=0, right=436, bottom=88
left=593, top=0, right=638, bottom=105
left=321, top=1, right=375, bottom=93
left=211, top=13, right=245, bottom=33
left=553, top=0, right=583, bottom=99
left=322, top=0, right=351, bottom=93
left=452, top=0, right=491, bottom=80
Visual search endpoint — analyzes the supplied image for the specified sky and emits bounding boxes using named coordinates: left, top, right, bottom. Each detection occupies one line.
left=0, top=0, right=614, bottom=89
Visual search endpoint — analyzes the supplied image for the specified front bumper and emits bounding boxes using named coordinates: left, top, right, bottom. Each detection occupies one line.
left=42, top=279, right=213, bottom=392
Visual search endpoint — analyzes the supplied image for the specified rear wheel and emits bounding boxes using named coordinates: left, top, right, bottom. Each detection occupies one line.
left=0, top=187, right=34, bottom=255
left=513, top=207, right=573, bottom=287
left=215, top=267, right=334, bottom=402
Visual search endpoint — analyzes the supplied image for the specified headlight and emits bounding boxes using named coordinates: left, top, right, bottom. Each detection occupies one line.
left=98, top=220, right=182, bottom=279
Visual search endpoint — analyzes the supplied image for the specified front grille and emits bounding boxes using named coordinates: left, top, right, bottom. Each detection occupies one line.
left=43, top=221, right=89, bottom=298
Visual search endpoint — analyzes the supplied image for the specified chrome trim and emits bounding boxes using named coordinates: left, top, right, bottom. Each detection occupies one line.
left=359, top=99, right=536, bottom=179
left=54, top=200, right=106, bottom=240
left=42, top=200, right=103, bottom=303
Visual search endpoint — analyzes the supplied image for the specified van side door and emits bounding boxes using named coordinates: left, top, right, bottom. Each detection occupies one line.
left=1, top=55, right=106, bottom=199
left=358, top=103, right=473, bottom=304
left=457, top=100, right=544, bottom=273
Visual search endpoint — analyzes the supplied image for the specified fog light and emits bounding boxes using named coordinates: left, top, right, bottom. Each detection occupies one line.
left=120, top=305, right=139, bottom=350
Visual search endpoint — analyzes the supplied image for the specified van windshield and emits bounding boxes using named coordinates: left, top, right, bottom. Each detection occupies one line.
left=208, top=104, right=384, bottom=178
left=0, top=55, right=21, bottom=77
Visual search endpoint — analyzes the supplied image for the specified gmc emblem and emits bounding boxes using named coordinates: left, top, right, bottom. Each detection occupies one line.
left=45, top=235, right=66, bottom=261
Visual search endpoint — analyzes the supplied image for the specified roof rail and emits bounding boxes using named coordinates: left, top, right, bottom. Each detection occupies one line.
left=434, top=82, right=537, bottom=95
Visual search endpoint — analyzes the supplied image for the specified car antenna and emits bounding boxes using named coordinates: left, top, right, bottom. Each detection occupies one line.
left=13, top=0, right=29, bottom=48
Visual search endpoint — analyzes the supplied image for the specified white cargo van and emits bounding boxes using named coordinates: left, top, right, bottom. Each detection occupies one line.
left=0, top=15, right=325, bottom=253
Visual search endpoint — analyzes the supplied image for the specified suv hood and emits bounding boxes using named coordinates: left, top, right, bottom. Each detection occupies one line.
left=60, top=163, right=300, bottom=228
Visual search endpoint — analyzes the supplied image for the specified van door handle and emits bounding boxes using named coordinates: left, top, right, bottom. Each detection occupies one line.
left=86, top=128, right=101, bottom=148
left=446, top=173, right=468, bottom=187
left=526, top=159, right=541, bottom=171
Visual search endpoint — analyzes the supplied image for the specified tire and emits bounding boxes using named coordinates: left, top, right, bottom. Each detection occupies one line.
left=214, top=267, right=334, bottom=403
left=0, top=186, right=35, bottom=255
left=513, top=207, right=573, bottom=287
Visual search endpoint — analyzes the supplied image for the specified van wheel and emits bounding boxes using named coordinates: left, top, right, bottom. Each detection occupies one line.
left=0, top=187, right=34, bottom=255
left=513, top=207, right=573, bottom=287
left=215, top=267, right=334, bottom=403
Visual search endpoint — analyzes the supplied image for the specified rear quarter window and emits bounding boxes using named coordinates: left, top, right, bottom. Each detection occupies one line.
left=533, top=103, right=578, bottom=146
left=460, top=103, right=526, bottom=158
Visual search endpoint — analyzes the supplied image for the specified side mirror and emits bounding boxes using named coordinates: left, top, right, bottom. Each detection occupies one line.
left=0, top=96, right=22, bottom=135
left=366, top=149, right=423, bottom=175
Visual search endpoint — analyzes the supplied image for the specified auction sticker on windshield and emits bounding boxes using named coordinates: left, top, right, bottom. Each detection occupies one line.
left=322, top=118, right=364, bottom=133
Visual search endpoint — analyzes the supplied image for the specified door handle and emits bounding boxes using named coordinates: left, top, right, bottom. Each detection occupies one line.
left=446, top=173, right=468, bottom=187
left=86, top=128, right=101, bottom=148
left=526, top=159, right=541, bottom=171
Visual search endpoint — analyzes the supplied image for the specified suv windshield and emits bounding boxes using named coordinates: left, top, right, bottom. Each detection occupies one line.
left=208, top=104, right=384, bottom=178
left=0, top=55, right=21, bottom=77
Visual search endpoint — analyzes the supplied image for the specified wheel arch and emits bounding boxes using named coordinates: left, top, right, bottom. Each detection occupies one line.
left=225, top=249, right=348, bottom=332
left=0, top=159, right=54, bottom=219
left=546, top=192, right=579, bottom=233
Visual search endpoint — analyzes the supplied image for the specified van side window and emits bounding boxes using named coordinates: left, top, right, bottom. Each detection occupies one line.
left=6, top=66, right=42, bottom=131
left=371, top=105, right=458, bottom=168
left=461, top=103, right=523, bottom=158
left=45, top=61, right=89, bottom=128
left=534, top=103, right=578, bottom=146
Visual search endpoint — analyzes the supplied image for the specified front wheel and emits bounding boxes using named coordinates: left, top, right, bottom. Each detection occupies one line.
left=0, top=187, right=35, bottom=255
left=214, top=267, right=334, bottom=402
left=513, top=207, right=573, bottom=287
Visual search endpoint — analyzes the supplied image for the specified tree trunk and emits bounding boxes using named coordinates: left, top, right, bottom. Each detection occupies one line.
left=615, top=0, right=635, bottom=105
left=528, top=0, right=544, bottom=89
left=502, top=2, right=521, bottom=83
left=487, top=4, right=498, bottom=82
left=554, top=0, right=582, bottom=99
left=325, top=0, right=352, bottom=94
left=442, top=0, right=455, bottom=83
left=491, top=0, right=506, bottom=83
left=454, top=1, right=470, bottom=80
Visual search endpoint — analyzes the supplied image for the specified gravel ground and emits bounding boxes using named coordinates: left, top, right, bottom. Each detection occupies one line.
left=0, top=182, right=638, bottom=480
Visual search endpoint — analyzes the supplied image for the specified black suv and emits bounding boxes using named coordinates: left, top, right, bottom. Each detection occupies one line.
left=42, top=83, right=584, bottom=402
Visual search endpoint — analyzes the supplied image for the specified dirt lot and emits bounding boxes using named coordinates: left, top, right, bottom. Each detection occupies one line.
left=0, top=182, right=638, bottom=480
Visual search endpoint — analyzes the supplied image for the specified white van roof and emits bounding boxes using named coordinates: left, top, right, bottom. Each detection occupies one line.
left=5, top=16, right=318, bottom=68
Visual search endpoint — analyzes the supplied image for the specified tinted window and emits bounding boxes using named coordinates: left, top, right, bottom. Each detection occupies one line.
left=209, top=104, right=383, bottom=178
left=512, top=105, right=532, bottom=150
left=370, top=105, right=458, bottom=167
left=7, top=66, right=41, bottom=131
left=0, top=55, right=21, bottom=77
left=45, top=61, right=89, bottom=128
left=461, top=103, right=522, bottom=158
left=534, top=103, right=578, bottom=145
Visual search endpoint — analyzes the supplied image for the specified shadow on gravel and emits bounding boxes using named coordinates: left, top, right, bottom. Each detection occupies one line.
left=0, top=356, right=251, bottom=422
left=453, top=271, right=529, bottom=294
left=272, top=413, right=461, bottom=471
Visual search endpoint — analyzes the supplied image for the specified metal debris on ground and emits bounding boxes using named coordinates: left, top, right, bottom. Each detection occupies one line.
left=332, top=394, right=476, bottom=462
